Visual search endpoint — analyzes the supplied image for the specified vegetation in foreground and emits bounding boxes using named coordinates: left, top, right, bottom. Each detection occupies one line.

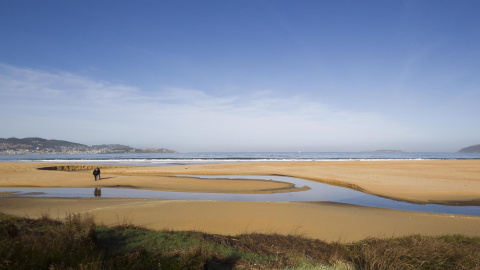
left=1, top=212, right=479, bottom=270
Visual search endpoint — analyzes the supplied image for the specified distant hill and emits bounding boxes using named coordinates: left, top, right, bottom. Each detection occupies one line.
left=92, top=144, right=135, bottom=153
left=0, top=137, right=89, bottom=153
left=459, top=144, right=480, bottom=153
left=0, top=137, right=175, bottom=154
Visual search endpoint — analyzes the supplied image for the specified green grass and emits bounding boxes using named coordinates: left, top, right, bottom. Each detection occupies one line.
left=1, top=212, right=480, bottom=269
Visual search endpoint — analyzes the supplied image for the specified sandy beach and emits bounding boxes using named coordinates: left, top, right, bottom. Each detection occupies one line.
left=1, top=160, right=480, bottom=242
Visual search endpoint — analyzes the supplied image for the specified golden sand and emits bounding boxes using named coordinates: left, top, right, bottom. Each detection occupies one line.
left=1, top=161, right=479, bottom=242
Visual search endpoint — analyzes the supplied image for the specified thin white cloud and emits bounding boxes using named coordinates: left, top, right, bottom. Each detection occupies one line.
left=0, top=64, right=419, bottom=151
left=0, top=64, right=140, bottom=107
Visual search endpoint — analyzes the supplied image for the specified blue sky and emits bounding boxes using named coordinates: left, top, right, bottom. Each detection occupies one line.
left=1, top=1, right=479, bottom=152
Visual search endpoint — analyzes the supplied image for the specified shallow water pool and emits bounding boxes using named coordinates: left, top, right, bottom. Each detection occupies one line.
left=1, top=175, right=479, bottom=216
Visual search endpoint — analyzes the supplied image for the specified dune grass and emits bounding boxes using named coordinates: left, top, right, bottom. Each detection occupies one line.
left=1, top=212, right=479, bottom=269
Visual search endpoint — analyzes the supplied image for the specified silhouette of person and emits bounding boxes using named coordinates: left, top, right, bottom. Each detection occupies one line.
left=94, top=188, right=102, bottom=198
left=97, top=167, right=101, bottom=180
left=93, top=168, right=98, bottom=181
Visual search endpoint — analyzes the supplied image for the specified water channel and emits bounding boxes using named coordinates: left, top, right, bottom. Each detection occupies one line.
left=1, top=175, right=479, bottom=216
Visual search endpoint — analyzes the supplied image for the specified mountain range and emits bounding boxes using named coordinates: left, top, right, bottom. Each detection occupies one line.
left=0, top=137, right=175, bottom=154
left=1, top=137, right=479, bottom=154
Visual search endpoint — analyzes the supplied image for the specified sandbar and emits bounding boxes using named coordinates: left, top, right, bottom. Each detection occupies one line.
left=0, top=163, right=307, bottom=194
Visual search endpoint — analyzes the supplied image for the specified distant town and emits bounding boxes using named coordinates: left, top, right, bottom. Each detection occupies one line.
left=0, top=137, right=175, bottom=155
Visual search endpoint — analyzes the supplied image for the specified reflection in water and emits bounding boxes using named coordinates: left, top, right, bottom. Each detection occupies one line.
left=1, top=175, right=479, bottom=216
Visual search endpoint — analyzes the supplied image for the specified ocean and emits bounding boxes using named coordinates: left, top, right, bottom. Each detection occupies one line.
left=0, top=152, right=479, bottom=166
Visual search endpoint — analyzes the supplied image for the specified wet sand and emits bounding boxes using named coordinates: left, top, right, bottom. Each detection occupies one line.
left=0, top=163, right=307, bottom=194
left=112, top=160, right=480, bottom=205
left=1, top=161, right=480, bottom=242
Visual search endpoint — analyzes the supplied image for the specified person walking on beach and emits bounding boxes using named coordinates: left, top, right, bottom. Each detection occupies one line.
left=93, top=168, right=98, bottom=181
left=97, top=167, right=101, bottom=180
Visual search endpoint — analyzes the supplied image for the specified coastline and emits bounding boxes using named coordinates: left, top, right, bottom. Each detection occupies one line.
left=1, top=160, right=480, bottom=242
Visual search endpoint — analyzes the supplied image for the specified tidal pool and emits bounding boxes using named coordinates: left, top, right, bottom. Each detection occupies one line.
left=1, top=175, right=479, bottom=216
